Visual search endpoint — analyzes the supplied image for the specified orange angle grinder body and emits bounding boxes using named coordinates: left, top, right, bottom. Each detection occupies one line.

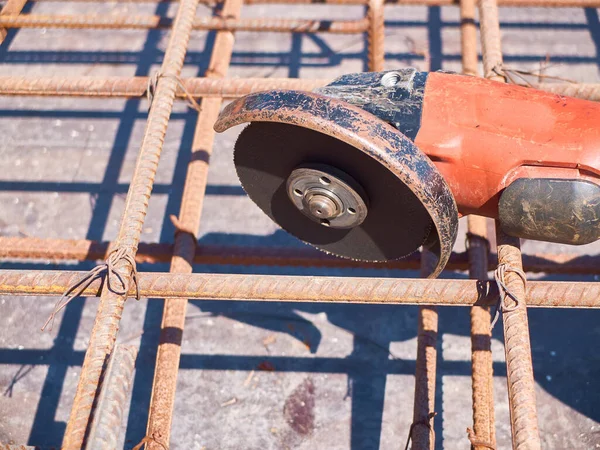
left=215, top=69, right=600, bottom=276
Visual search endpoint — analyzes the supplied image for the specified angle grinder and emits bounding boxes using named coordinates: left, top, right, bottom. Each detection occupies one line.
left=214, top=69, right=600, bottom=276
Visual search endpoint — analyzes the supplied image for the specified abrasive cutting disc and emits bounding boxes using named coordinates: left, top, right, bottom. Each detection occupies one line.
left=234, top=121, right=434, bottom=261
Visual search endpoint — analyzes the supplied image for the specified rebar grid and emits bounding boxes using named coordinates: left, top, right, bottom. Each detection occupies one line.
left=0, top=0, right=598, bottom=448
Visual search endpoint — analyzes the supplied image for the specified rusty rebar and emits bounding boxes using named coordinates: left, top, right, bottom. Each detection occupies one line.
left=479, top=0, right=541, bottom=445
left=2, top=269, right=600, bottom=308
left=0, top=235, right=432, bottom=267
left=460, top=0, right=478, bottom=76
left=410, top=250, right=439, bottom=450
left=460, top=0, right=496, bottom=445
left=145, top=0, right=243, bottom=447
left=0, top=446, right=37, bottom=450
left=0, top=76, right=329, bottom=98
left=2, top=236, right=599, bottom=274
left=0, top=0, right=27, bottom=43
left=61, top=0, right=200, bottom=446
left=29, top=0, right=366, bottom=4
left=467, top=217, right=497, bottom=450
left=0, top=14, right=368, bottom=33
left=479, top=0, right=504, bottom=82
left=2, top=79, right=600, bottom=105
left=367, top=0, right=385, bottom=71
left=495, top=229, right=541, bottom=449
left=85, top=345, right=138, bottom=450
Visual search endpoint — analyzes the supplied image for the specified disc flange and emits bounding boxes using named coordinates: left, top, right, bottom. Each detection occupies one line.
left=214, top=90, right=458, bottom=277
left=286, top=164, right=369, bottom=229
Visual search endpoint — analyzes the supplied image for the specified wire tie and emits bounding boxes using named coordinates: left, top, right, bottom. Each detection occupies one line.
left=147, top=71, right=202, bottom=113
left=41, top=246, right=140, bottom=332
left=490, top=263, right=527, bottom=329
left=467, top=428, right=496, bottom=450
left=404, top=412, right=437, bottom=450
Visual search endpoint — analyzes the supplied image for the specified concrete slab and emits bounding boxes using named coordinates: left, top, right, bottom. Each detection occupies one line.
left=0, top=2, right=599, bottom=449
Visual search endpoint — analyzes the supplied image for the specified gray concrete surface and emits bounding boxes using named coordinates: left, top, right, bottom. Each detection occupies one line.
left=0, top=2, right=600, bottom=449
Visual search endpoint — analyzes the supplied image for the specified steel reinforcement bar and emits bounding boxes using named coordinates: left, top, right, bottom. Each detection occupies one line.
left=1, top=77, right=599, bottom=102
left=144, top=0, right=244, bottom=446
left=460, top=0, right=496, bottom=443
left=2, top=236, right=599, bottom=274
left=0, top=76, right=330, bottom=98
left=410, top=251, right=440, bottom=449
left=1, top=270, right=600, bottom=308
left=0, top=0, right=28, bottom=44
left=0, top=14, right=368, bottom=33
left=479, top=0, right=541, bottom=446
left=60, top=0, right=202, bottom=446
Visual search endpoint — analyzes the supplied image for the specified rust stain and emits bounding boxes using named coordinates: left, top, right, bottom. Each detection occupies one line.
left=257, top=361, right=276, bottom=372
left=283, top=378, right=315, bottom=436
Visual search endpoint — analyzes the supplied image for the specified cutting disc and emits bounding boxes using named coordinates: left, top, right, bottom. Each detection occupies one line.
left=214, top=90, right=458, bottom=277
left=234, top=122, right=433, bottom=261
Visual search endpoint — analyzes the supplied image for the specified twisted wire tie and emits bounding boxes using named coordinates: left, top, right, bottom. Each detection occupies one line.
left=490, top=263, right=527, bottom=329
left=147, top=71, right=202, bottom=113
left=467, top=427, right=496, bottom=450
left=488, top=63, right=576, bottom=87
left=132, top=432, right=169, bottom=450
left=404, top=412, right=437, bottom=450
left=41, top=246, right=141, bottom=332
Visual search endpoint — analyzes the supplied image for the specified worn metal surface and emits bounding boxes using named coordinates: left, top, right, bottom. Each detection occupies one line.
left=85, top=345, right=138, bottom=450
left=315, top=69, right=427, bottom=141
left=61, top=0, right=201, bottom=447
